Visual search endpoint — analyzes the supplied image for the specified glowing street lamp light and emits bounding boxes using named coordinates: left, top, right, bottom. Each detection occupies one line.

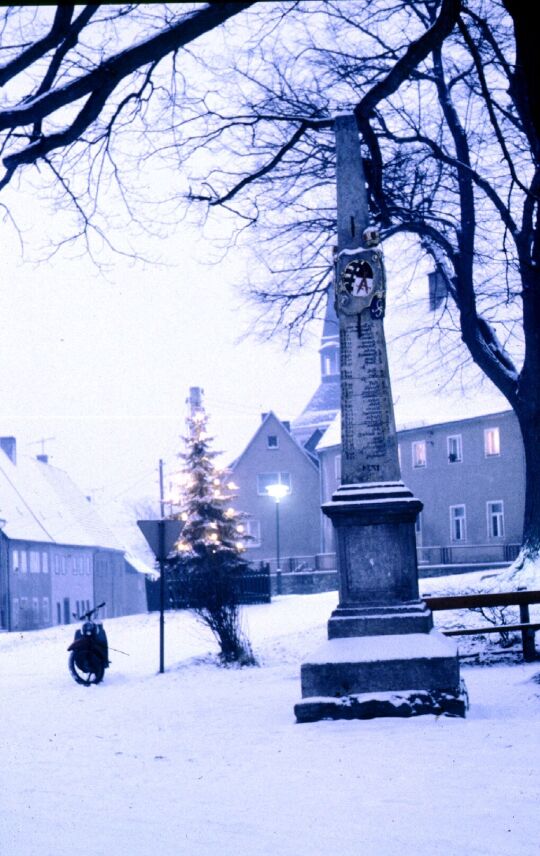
left=266, top=483, right=289, bottom=589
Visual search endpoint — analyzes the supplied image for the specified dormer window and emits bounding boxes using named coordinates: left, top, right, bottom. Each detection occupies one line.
left=267, top=435, right=278, bottom=449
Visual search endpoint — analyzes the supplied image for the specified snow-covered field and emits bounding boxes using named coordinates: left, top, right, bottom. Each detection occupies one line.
left=1, top=585, right=539, bottom=856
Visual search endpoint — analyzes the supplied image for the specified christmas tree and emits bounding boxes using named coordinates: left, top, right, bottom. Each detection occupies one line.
left=169, top=405, right=256, bottom=665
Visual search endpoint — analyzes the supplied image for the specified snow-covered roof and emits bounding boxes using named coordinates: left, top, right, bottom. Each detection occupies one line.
left=0, top=448, right=123, bottom=550
left=315, top=413, right=341, bottom=451
left=291, top=380, right=340, bottom=433
left=316, top=405, right=516, bottom=454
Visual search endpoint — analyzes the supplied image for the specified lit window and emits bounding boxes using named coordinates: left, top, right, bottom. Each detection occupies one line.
left=412, top=441, right=427, bottom=468
left=487, top=501, right=505, bottom=538
left=484, top=427, right=500, bottom=457
left=447, top=435, right=462, bottom=463
left=267, top=435, right=279, bottom=449
left=257, top=472, right=291, bottom=495
left=450, top=505, right=466, bottom=541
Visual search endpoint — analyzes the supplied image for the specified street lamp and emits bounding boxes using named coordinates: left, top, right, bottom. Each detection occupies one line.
left=266, top=483, right=289, bottom=593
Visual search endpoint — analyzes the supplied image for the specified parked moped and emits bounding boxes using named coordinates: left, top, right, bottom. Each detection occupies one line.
left=68, top=602, right=109, bottom=686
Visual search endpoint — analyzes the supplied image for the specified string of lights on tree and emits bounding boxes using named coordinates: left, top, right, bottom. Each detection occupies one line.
left=171, top=408, right=248, bottom=557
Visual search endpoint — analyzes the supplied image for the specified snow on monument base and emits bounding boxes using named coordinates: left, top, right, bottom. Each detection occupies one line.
left=295, top=632, right=467, bottom=721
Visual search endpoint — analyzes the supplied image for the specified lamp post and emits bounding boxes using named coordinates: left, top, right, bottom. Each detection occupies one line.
left=266, top=483, right=289, bottom=594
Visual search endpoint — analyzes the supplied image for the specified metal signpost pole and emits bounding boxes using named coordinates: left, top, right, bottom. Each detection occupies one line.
left=159, top=519, right=165, bottom=674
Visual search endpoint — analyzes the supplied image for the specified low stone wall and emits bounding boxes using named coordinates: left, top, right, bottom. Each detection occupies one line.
left=271, top=570, right=338, bottom=596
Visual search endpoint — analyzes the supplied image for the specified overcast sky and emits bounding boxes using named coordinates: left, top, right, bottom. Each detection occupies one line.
left=0, top=209, right=325, bottom=510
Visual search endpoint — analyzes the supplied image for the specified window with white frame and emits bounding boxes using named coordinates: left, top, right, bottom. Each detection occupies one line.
left=487, top=501, right=505, bottom=538
left=334, top=454, right=342, bottom=483
left=257, top=472, right=291, bottom=495
left=243, top=519, right=261, bottom=547
left=447, top=435, right=462, bottom=463
left=484, top=426, right=501, bottom=457
left=267, top=434, right=279, bottom=449
left=412, top=440, right=427, bottom=468
left=450, top=505, right=467, bottom=541
left=321, top=348, right=338, bottom=377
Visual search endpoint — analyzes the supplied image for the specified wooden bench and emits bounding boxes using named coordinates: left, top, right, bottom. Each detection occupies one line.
left=422, top=589, right=540, bottom=662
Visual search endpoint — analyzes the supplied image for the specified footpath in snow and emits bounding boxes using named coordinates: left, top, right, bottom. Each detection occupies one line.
left=1, top=586, right=539, bottom=856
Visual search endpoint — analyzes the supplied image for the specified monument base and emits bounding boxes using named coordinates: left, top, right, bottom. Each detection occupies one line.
left=295, top=683, right=469, bottom=722
left=296, top=631, right=466, bottom=721
left=328, top=600, right=433, bottom=638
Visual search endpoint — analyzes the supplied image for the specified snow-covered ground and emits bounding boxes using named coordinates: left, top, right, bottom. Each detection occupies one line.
left=1, top=584, right=539, bottom=856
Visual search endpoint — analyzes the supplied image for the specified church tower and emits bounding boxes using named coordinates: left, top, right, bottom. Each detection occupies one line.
left=291, top=290, right=340, bottom=453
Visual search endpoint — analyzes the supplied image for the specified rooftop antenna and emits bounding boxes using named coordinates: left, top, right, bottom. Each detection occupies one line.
left=28, top=436, right=56, bottom=457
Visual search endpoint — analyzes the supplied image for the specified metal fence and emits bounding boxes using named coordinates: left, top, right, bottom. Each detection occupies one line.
left=417, top=543, right=521, bottom=566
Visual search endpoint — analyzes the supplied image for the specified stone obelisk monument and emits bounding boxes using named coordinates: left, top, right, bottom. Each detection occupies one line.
left=295, top=115, right=466, bottom=722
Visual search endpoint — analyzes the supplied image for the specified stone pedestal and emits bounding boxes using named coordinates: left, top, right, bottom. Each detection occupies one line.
left=294, top=480, right=466, bottom=721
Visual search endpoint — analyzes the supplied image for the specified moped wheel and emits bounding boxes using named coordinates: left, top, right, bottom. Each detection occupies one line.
left=68, top=651, right=105, bottom=686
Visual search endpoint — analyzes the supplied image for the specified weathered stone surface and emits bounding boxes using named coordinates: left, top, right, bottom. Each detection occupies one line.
left=295, top=681, right=469, bottom=723
left=300, top=632, right=460, bottom=699
left=328, top=601, right=433, bottom=638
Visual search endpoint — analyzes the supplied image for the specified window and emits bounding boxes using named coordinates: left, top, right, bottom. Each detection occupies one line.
left=32, top=597, right=39, bottom=623
left=450, top=505, right=467, bottom=541
left=257, top=472, right=291, bottom=495
left=42, top=597, right=50, bottom=624
left=397, top=444, right=402, bottom=469
left=484, top=427, right=500, bottom=457
left=334, top=454, right=342, bottom=483
left=267, top=435, right=279, bottom=449
left=12, top=598, right=19, bottom=629
left=447, top=435, right=462, bottom=463
left=29, top=550, right=40, bottom=573
left=415, top=512, right=423, bottom=546
left=243, top=519, right=261, bottom=547
left=487, top=501, right=505, bottom=538
left=412, top=441, right=427, bottom=468
left=322, top=349, right=338, bottom=376
left=42, top=552, right=49, bottom=574
left=56, top=602, right=62, bottom=625
left=20, top=550, right=27, bottom=573
left=11, top=550, right=19, bottom=573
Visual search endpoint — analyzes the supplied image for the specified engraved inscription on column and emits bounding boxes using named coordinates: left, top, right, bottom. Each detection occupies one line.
left=340, top=313, right=399, bottom=485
